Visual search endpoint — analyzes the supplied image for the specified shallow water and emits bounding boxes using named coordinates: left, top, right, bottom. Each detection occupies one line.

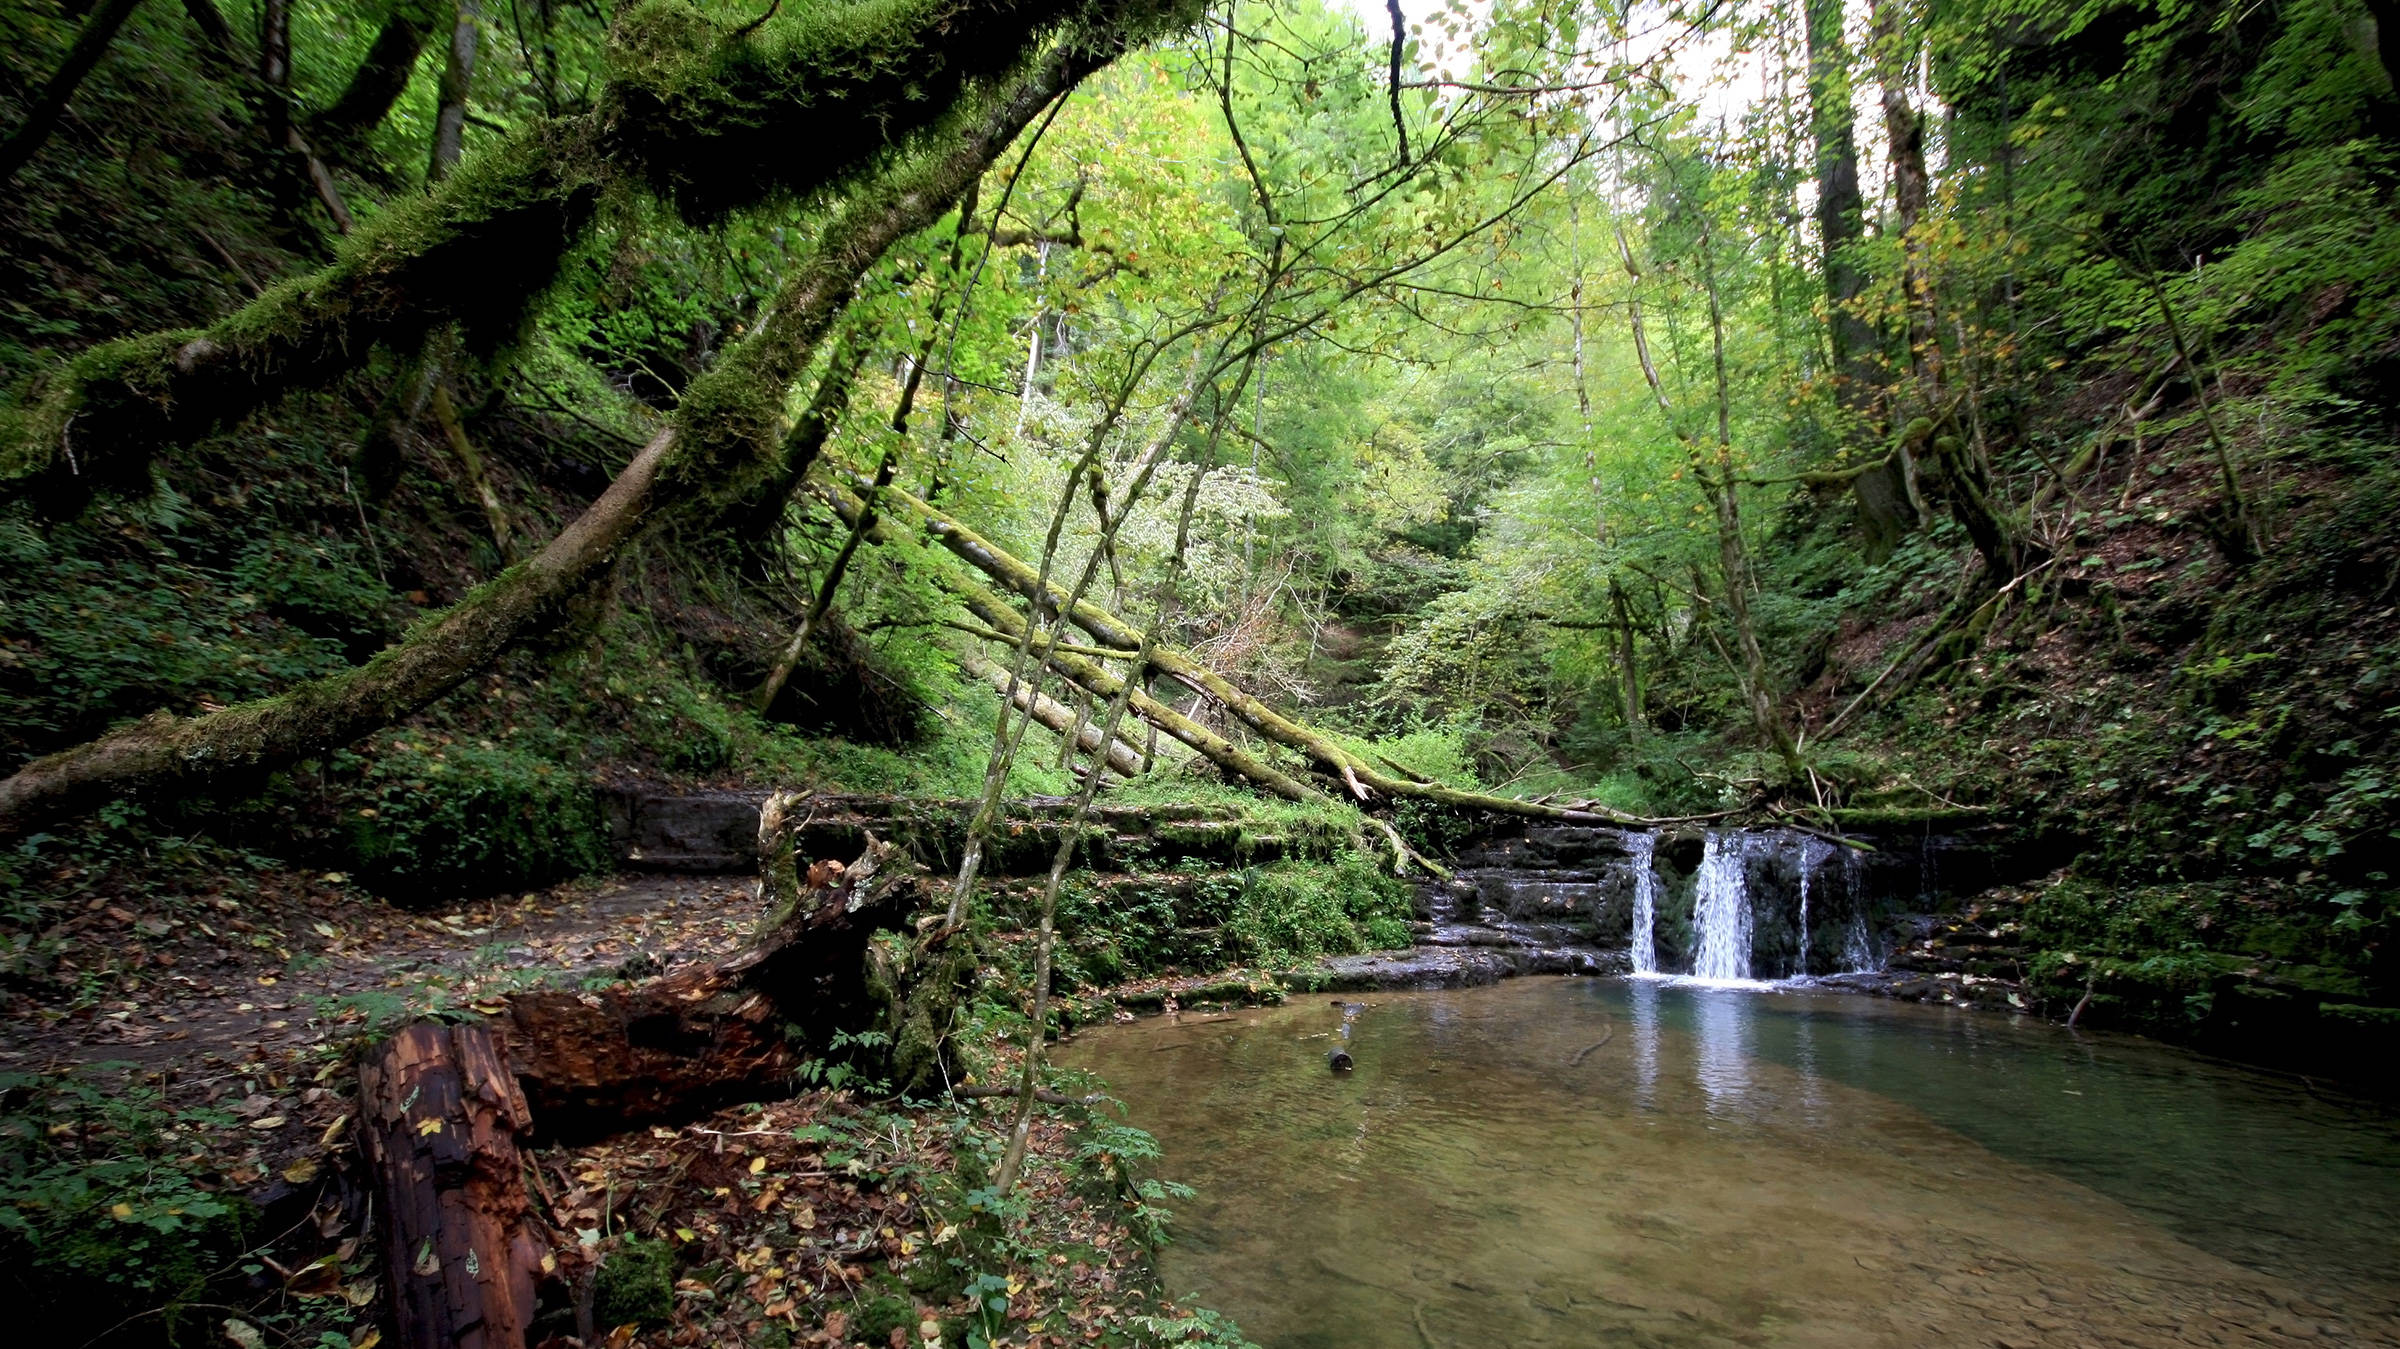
left=1061, top=978, right=2400, bottom=1348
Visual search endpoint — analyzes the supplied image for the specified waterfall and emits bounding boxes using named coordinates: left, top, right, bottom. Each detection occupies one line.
left=1627, top=831, right=1660, bottom=976
left=1690, top=832, right=1755, bottom=982
left=1795, top=836, right=1832, bottom=977
left=1841, top=846, right=1879, bottom=972
left=1843, top=912, right=1879, bottom=972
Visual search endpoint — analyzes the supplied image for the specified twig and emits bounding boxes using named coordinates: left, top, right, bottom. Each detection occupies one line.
left=2066, top=968, right=2098, bottom=1029
left=1569, top=1026, right=1614, bottom=1066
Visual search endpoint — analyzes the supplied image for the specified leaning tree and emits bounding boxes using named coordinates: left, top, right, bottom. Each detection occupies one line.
left=0, top=0, right=1202, bottom=836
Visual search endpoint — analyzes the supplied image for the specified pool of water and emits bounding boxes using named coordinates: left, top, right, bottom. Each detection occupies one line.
left=1060, top=977, right=2400, bottom=1348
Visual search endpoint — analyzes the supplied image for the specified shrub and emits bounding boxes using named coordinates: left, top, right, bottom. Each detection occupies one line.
left=335, top=739, right=610, bottom=896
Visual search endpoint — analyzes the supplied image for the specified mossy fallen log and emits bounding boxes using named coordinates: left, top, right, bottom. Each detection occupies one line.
left=0, top=47, right=1118, bottom=838
left=3, top=0, right=1185, bottom=505
left=861, top=482, right=1656, bottom=828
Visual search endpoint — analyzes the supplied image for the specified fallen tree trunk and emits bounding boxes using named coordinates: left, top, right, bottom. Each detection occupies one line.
left=865, top=482, right=1651, bottom=826
left=359, top=825, right=971, bottom=1348
left=962, top=650, right=1144, bottom=777
left=359, top=1022, right=545, bottom=1349
left=2, top=0, right=1152, bottom=504
left=494, top=832, right=939, bottom=1135
left=819, top=483, right=1321, bottom=804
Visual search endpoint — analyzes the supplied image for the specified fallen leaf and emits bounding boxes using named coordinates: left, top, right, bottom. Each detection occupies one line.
left=418, top=1118, right=444, bottom=1136
left=222, top=1320, right=266, bottom=1349
left=249, top=1115, right=287, bottom=1130
left=282, top=1158, right=321, bottom=1184
left=350, top=1328, right=381, bottom=1349
left=288, top=1257, right=344, bottom=1297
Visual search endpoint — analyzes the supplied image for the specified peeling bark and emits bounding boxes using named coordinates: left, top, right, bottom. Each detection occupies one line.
left=495, top=835, right=931, bottom=1137
left=359, top=1022, right=545, bottom=1349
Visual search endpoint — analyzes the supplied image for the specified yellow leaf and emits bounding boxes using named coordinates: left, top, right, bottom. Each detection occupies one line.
left=748, top=1155, right=766, bottom=1175
left=349, top=1329, right=381, bottom=1349
left=110, top=1202, right=135, bottom=1220
left=417, top=1118, right=444, bottom=1136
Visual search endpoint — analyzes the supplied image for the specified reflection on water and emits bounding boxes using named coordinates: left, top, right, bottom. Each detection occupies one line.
left=1062, top=978, right=2400, bottom=1349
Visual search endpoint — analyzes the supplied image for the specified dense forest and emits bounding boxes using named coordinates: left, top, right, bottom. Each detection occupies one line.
left=2, top=0, right=2396, bottom=1344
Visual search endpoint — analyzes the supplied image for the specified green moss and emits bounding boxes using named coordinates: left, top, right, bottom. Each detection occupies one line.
left=1224, top=856, right=1412, bottom=966
left=594, top=1236, right=675, bottom=1330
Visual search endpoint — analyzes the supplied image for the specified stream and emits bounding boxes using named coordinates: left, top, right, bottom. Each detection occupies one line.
left=1061, top=977, right=2400, bottom=1347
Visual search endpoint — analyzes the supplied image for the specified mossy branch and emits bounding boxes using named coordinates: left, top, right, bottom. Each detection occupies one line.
left=0, top=44, right=1128, bottom=837
left=3, top=0, right=1193, bottom=509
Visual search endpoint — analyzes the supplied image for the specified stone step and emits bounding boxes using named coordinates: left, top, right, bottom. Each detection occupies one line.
left=599, top=786, right=1293, bottom=875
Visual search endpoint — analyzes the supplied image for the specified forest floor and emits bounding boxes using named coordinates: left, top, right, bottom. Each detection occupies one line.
left=3, top=866, right=1191, bottom=1349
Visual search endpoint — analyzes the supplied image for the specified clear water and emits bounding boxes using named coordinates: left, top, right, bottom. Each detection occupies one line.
left=1062, top=978, right=2400, bottom=1348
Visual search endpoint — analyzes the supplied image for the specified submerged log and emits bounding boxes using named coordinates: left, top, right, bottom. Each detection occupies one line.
left=359, top=1023, right=545, bottom=1349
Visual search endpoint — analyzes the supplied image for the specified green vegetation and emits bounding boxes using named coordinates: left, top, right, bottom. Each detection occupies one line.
left=3, top=0, right=2398, bottom=1339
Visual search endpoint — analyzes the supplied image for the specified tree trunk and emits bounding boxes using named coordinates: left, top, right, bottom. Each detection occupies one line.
left=180, top=0, right=237, bottom=59
left=259, top=0, right=293, bottom=151
left=0, top=0, right=147, bottom=190
left=961, top=650, right=1144, bottom=776
left=429, top=379, right=515, bottom=560
left=1610, top=577, right=1644, bottom=733
left=1873, top=0, right=1937, bottom=399
left=0, top=49, right=1107, bottom=836
left=311, top=0, right=439, bottom=153
left=494, top=834, right=945, bottom=1135
left=1806, top=0, right=1912, bottom=558
left=359, top=1022, right=545, bottom=1349
left=427, top=0, right=479, bottom=184
left=358, top=832, right=971, bottom=1347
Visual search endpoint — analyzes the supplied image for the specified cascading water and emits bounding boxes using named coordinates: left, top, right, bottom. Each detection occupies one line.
left=1626, top=832, right=1660, bottom=976
left=1841, top=846, right=1880, bottom=972
left=1795, top=836, right=1832, bottom=977
left=1690, top=832, right=1756, bottom=982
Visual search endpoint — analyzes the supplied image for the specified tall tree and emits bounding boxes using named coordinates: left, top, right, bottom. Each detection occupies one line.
left=1805, top=0, right=1914, bottom=557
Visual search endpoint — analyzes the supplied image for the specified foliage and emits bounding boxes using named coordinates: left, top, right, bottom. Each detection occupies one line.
left=332, top=736, right=611, bottom=895
left=0, top=1066, right=247, bottom=1344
